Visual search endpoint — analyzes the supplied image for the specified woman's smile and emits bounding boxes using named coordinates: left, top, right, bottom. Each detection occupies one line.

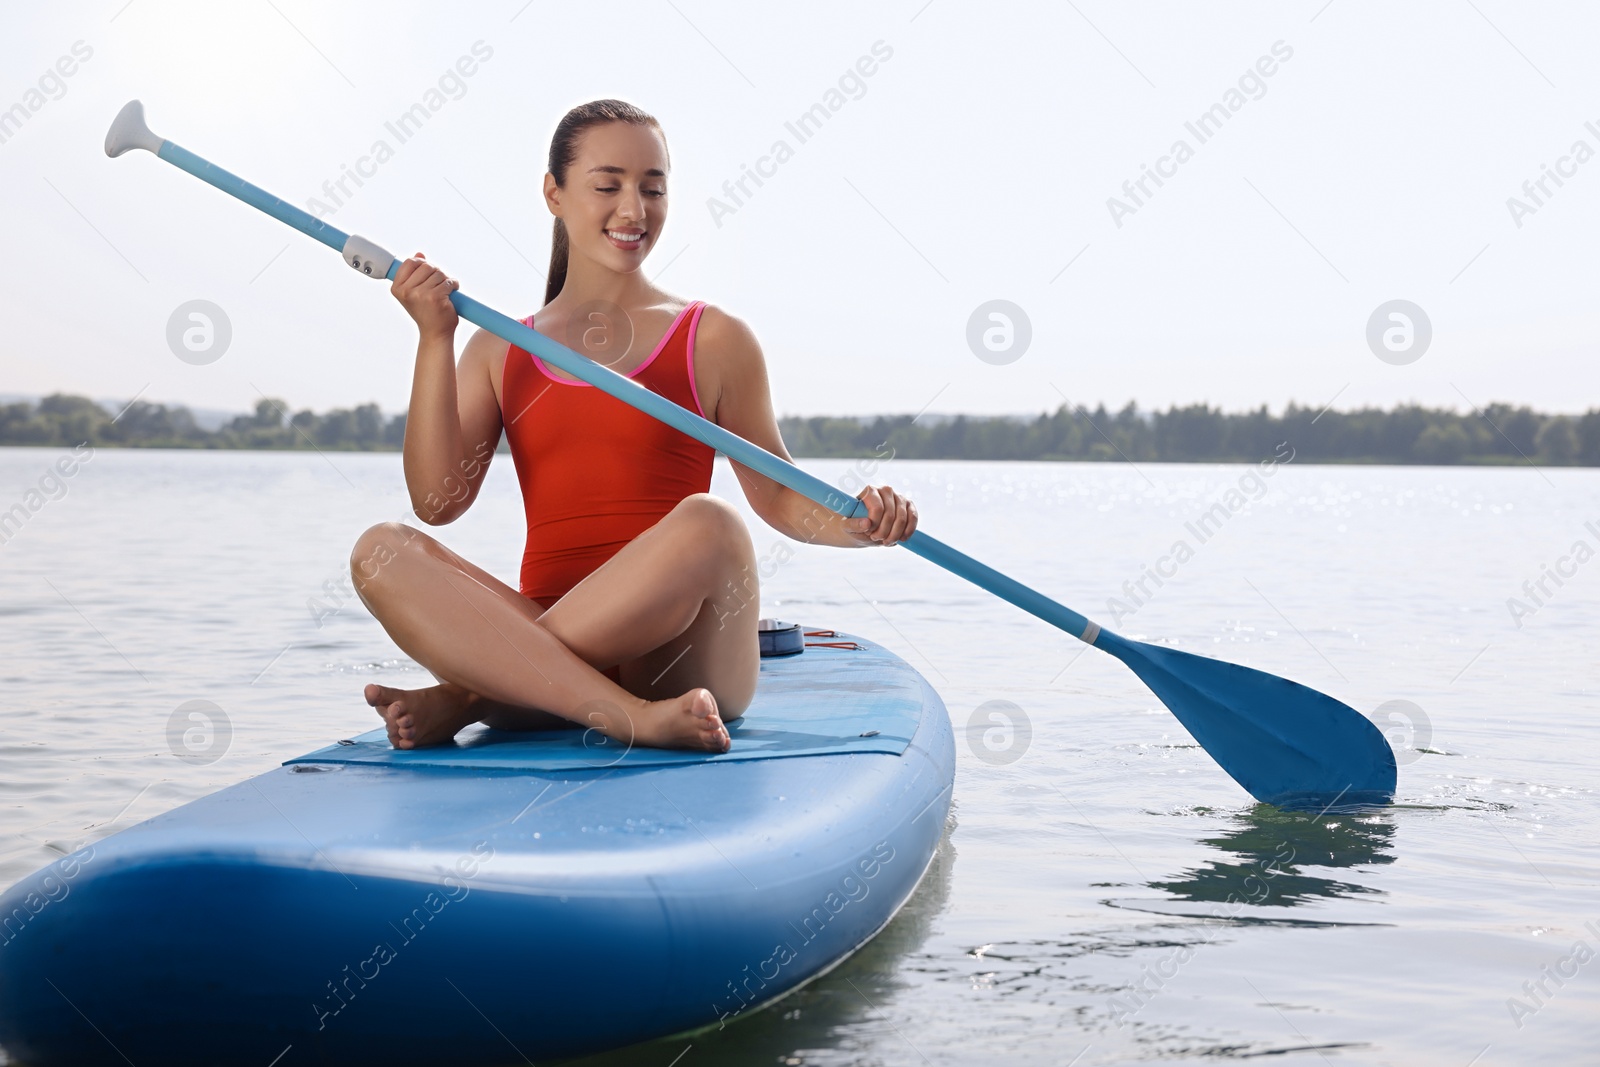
left=605, top=227, right=646, bottom=250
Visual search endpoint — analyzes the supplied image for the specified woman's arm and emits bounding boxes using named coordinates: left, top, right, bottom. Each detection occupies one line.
left=390, top=256, right=503, bottom=525
left=696, top=307, right=917, bottom=548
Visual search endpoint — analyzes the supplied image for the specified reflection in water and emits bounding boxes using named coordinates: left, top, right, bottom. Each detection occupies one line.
left=1087, top=805, right=1400, bottom=1059
left=1147, top=803, right=1396, bottom=911
left=557, top=818, right=957, bottom=1066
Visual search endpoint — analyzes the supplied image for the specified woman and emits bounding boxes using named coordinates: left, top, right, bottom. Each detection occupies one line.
left=352, top=99, right=917, bottom=754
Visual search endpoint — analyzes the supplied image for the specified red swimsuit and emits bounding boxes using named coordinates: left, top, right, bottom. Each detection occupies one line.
left=501, top=301, right=714, bottom=605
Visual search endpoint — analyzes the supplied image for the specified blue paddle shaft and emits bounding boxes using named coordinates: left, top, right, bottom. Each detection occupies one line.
left=147, top=128, right=1104, bottom=645
left=451, top=295, right=1098, bottom=640
left=453, top=292, right=1099, bottom=643
left=899, top=533, right=1095, bottom=639
left=449, top=292, right=865, bottom=521
left=157, top=141, right=350, bottom=253
left=116, top=106, right=1398, bottom=808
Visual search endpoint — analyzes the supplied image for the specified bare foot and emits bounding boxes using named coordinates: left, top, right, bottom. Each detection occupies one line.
left=624, top=688, right=730, bottom=753
left=363, top=682, right=478, bottom=750
left=364, top=683, right=729, bottom=754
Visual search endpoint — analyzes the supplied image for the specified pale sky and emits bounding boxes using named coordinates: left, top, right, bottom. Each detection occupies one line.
left=1, top=1, right=1596, bottom=419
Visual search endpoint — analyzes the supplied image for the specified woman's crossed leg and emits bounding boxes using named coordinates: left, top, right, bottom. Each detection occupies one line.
left=351, top=493, right=761, bottom=753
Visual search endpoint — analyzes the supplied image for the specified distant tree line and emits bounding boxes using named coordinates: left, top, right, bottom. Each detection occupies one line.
left=780, top=402, right=1600, bottom=466
left=2, top=393, right=1597, bottom=465
left=0, top=395, right=406, bottom=451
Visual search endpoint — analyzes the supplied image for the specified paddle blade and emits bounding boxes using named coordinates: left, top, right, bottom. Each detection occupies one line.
left=1096, top=631, right=1396, bottom=810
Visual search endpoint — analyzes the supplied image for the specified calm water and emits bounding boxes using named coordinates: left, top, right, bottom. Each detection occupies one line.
left=1, top=446, right=1596, bottom=1066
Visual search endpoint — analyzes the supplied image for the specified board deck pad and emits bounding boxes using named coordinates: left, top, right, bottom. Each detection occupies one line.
left=287, top=642, right=920, bottom=772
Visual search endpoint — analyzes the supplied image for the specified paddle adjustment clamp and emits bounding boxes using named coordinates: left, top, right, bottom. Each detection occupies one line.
left=342, top=234, right=395, bottom=279
left=1079, top=620, right=1101, bottom=646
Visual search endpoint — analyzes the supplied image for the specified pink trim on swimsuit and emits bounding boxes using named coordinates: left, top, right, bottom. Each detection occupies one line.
left=526, top=303, right=697, bottom=387
left=685, top=301, right=709, bottom=418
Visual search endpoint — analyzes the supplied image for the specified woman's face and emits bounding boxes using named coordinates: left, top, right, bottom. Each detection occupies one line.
left=546, top=121, right=669, bottom=277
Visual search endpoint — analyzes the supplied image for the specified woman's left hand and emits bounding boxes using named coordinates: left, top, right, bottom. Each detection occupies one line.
left=847, top=485, right=918, bottom=547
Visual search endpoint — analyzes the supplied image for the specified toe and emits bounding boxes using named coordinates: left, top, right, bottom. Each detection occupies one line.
left=706, top=714, right=729, bottom=752
left=368, top=684, right=405, bottom=707
left=690, top=689, right=718, bottom=719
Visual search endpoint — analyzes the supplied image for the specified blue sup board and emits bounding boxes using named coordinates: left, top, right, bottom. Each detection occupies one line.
left=0, top=631, right=953, bottom=1065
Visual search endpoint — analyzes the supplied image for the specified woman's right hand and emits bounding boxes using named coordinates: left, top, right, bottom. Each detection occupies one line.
left=391, top=253, right=460, bottom=339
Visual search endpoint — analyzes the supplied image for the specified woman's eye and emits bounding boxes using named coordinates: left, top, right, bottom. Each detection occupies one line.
left=593, top=185, right=664, bottom=198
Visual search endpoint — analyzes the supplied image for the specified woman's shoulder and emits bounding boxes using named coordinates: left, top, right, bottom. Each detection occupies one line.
left=460, top=325, right=512, bottom=377
left=690, top=301, right=761, bottom=363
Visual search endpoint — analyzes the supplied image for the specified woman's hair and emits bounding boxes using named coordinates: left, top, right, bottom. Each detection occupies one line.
left=545, top=99, right=666, bottom=305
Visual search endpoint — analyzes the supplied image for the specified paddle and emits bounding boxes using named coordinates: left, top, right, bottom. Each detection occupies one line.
left=105, top=100, right=1396, bottom=810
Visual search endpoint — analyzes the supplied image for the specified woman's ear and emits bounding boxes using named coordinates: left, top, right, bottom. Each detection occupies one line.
left=543, top=172, right=562, bottom=219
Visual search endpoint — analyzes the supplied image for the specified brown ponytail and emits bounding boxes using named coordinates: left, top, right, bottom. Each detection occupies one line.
left=546, top=219, right=570, bottom=306
left=544, top=98, right=667, bottom=305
